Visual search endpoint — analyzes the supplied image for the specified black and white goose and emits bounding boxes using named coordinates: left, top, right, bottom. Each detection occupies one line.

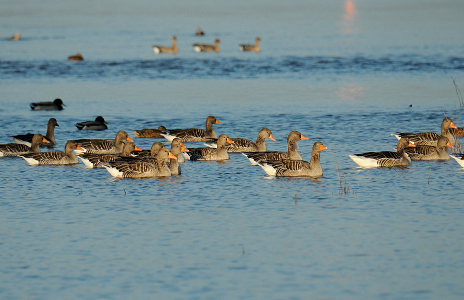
left=185, top=134, right=234, bottom=161
left=404, top=135, right=452, bottom=161
left=161, top=115, right=222, bottom=142
left=349, top=138, right=415, bottom=168
left=12, top=118, right=58, bottom=148
left=19, top=140, right=83, bottom=165
left=0, top=134, right=49, bottom=157
left=30, top=98, right=65, bottom=111
left=393, top=117, right=457, bottom=147
left=205, top=127, right=276, bottom=153
left=76, top=116, right=108, bottom=131
left=78, top=142, right=142, bottom=168
left=73, top=130, right=133, bottom=154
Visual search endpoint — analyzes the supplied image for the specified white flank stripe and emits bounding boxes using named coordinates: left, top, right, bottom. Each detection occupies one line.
left=450, top=155, right=464, bottom=168
left=258, top=163, right=277, bottom=176
left=160, top=133, right=176, bottom=142
left=20, top=156, right=39, bottom=165
left=78, top=156, right=94, bottom=168
left=104, top=166, right=123, bottom=178
left=349, top=155, right=379, bottom=168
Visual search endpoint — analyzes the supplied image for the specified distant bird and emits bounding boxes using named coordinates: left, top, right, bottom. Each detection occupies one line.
left=19, top=140, right=83, bottom=165
left=393, top=117, right=457, bottom=147
left=9, top=32, right=21, bottom=41
left=133, top=126, right=167, bottom=138
left=12, top=117, right=59, bottom=148
left=0, top=134, right=49, bottom=157
left=196, top=28, right=205, bottom=36
left=68, top=53, right=84, bottom=61
left=76, top=116, right=108, bottom=131
left=349, top=138, right=415, bottom=168
left=161, top=115, right=222, bottom=142
left=205, top=127, right=276, bottom=152
left=193, top=39, right=220, bottom=52
left=184, top=134, right=234, bottom=161
left=73, top=130, right=133, bottom=155
left=78, top=141, right=142, bottom=169
left=239, top=37, right=261, bottom=52
left=30, top=98, right=65, bottom=111
left=152, top=36, right=178, bottom=54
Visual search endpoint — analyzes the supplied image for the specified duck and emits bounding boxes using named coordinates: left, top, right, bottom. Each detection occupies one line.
left=78, top=141, right=142, bottom=168
left=161, top=115, right=222, bottom=142
left=404, top=135, right=452, bottom=161
left=242, top=131, right=309, bottom=165
left=73, top=130, right=133, bottom=154
left=393, top=117, right=457, bottom=147
left=152, top=36, right=178, bottom=54
left=0, top=134, right=49, bottom=157
left=239, top=37, right=261, bottom=52
left=19, top=140, right=84, bottom=165
left=133, top=126, right=167, bottom=138
left=184, top=134, right=234, bottom=161
left=193, top=39, right=220, bottom=52
left=9, top=32, right=21, bottom=41
left=205, top=127, right=275, bottom=152
left=258, top=141, right=327, bottom=178
left=30, top=98, right=65, bottom=111
left=75, top=116, right=108, bottom=131
left=349, top=138, right=415, bottom=168
left=12, top=118, right=59, bottom=148
left=68, top=53, right=84, bottom=61
left=196, top=28, right=205, bottom=36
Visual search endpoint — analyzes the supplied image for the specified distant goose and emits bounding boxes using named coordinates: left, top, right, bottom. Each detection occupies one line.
left=30, top=98, right=65, bottom=111
left=239, top=37, right=261, bottom=52
left=450, top=153, right=464, bottom=168
left=449, top=127, right=464, bottom=137
left=196, top=27, right=205, bottom=36
left=73, top=130, right=133, bottom=154
left=78, top=142, right=142, bottom=168
left=404, top=135, right=452, bottom=161
left=76, top=116, right=108, bottom=131
left=0, top=134, right=49, bottom=157
left=349, top=138, right=415, bottom=168
left=68, top=53, right=84, bottom=61
left=242, top=131, right=309, bottom=165
left=193, top=39, right=220, bottom=52
left=393, top=117, right=457, bottom=147
left=133, top=126, right=167, bottom=138
left=205, top=127, right=275, bottom=152
left=258, top=141, right=327, bottom=178
left=161, top=115, right=222, bottom=142
left=152, top=36, right=178, bottom=54
left=12, top=117, right=59, bottom=148
left=19, top=140, right=84, bottom=165
left=184, top=134, right=234, bottom=161
left=133, top=142, right=164, bottom=159
left=9, top=32, right=20, bottom=41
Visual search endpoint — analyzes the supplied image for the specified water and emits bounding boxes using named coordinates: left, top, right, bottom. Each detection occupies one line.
left=1, top=0, right=464, bottom=299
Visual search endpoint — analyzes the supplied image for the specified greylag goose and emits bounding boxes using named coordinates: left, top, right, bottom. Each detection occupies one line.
left=349, top=138, right=415, bottom=168
left=239, top=37, right=261, bottom=52
left=193, top=39, right=220, bottom=52
left=76, top=116, right=108, bottom=131
left=104, top=147, right=176, bottom=178
left=169, top=138, right=188, bottom=175
left=68, top=53, right=84, bottom=61
left=133, top=126, right=167, bottom=138
left=20, top=140, right=84, bottom=165
left=450, top=127, right=464, bottom=137
left=10, top=32, right=21, bottom=41
left=30, top=98, right=65, bottom=111
left=152, top=36, right=178, bottom=54
left=450, top=153, right=464, bottom=168
left=78, top=142, right=142, bottom=168
left=205, top=127, right=275, bottom=152
left=161, top=115, right=222, bottom=142
left=242, top=131, right=309, bottom=165
left=258, top=141, right=327, bottom=177
left=73, top=130, right=133, bottom=154
left=185, top=134, right=234, bottom=161
left=404, top=135, right=452, bottom=161
left=393, top=117, right=457, bottom=147
left=133, top=142, right=164, bottom=159
left=12, top=117, right=58, bottom=148
left=0, top=134, right=49, bottom=157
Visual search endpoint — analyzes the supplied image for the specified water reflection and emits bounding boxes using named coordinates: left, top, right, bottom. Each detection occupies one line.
left=342, top=0, right=357, bottom=35
left=336, top=83, right=365, bottom=101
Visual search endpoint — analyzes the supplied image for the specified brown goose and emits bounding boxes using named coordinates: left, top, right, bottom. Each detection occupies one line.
left=393, top=117, right=457, bottom=147
left=258, top=142, right=327, bottom=177
left=193, top=39, right=220, bottom=52
left=68, top=53, right=84, bottom=61
left=12, top=118, right=59, bottom=148
left=242, top=131, right=309, bottom=165
left=20, top=140, right=84, bottom=165
left=133, top=126, right=167, bottom=138
left=30, top=98, right=65, bottom=111
left=76, top=116, right=108, bottom=131
left=152, top=36, right=178, bottom=54
left=185, top=134, right=234, bottom=161
left=349, top=138, right=415, bottom=168
left=196, top=27, right=205, bottom=36
left=78, top=142, right=142, bottom=168
left=162, top=115, right=222, bottom=142
left=239, top=37, right=261, bottom=52
left=0, top=134, right=49, bottom=157
left=404, top=135, right=452, bottom=161
left=169, top=138, right=189, bottom=175
left=73, top=130, right=133, bottom=154
left=10, top=32, right=21, bottom=41
left=205, top=127, right=276, bottom=153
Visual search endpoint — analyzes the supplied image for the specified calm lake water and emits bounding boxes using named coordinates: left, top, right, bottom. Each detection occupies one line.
left=1, top=0, right=464, bottom=299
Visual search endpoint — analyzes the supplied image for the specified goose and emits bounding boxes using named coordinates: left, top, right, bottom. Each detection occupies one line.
left=104, top=147, right=176, bottom=178
left=19, top=140, right=84, bottom=165
left=73, top=130, right=133, bottom=154
left=258, top=141, right=327, bottom=178
left=205, top=127, right=275, bottom=152
left=0, top=134, right=49, bottom=157
left=152, top=36, right=178, bottom=54
left=193, top=39, right=220, bottom=52
left=239, top=37, right=261, bottom=52
left=449, top=127, right=464, bottom=137
left=169, top=138, right=188, bottom=175
left=12, top=118, right=58, bottom=148
left=76, top=116, right=108, bottom=131
left=133, top=126, right=167, bottom=138
left=68, top=53, right=84, bottom=61
left=78, top=142, right=142, bottom=168
left=393, top=117, right=457, bottom=147
left=404, top=136, right=452, bottom=161
left=10, top=32, right=21, bottom=41
left=184, top=134, right=234, bottom=161
left=242, top=131, right=309, bottom=165
left=196, top=28, right=204, bottom=36
left=161, top=115, right=222, bottom=142
left=450, top=153, right=464, bottom=168
left=349, top=138, right=415, bottom=168
left=30, top=98, right=65, bottom=111
left=133, top=142, right=164, bottom=159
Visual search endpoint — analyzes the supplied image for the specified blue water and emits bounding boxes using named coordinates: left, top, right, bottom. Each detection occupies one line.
left=1, top=0, right=464, bottom=299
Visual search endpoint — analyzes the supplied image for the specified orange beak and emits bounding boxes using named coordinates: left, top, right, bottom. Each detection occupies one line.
left=215, top=120, right=222, bottom=124
left=180, top=142, right=186, bottom=148
left=134, top=145, right=142, bottom=151
left=168, top=152, right=177, bottom=159
left=181, top=147, right=189, bottom=152
left=126, top=137, right=134, bottom=142
left=226, top=137, right=234, bottom=144
left=269, top=134, right=276, bottom=142
left=42, top=137, right=50, bottom=143
left=300, top=134, right=309, bottom=141
left=320, top=144, right=328, bottom=151
left=76, top=145, right=85, bottom=151
left=450, top=122, right=457, bottom=129
left=447, top=142, right=453, bottom=148
left=408, top=141, right=416, bottom=147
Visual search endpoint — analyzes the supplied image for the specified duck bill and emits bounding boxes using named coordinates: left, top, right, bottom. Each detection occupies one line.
left=320, top=145, right=328, bottom=151
left=269, top=134, right=276, bottom=142
left=215, top=120, right=222, bottom=124
left=300, top=134, right=309, bottom=141
left=226, top=138, right=235, bottom=144
left=168, top=152, right=177, bottom=159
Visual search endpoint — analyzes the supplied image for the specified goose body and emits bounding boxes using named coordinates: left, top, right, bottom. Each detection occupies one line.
left=0, top=134, right=48, bottom=157
left=393, top=117, right=457, bottom=146
left=76, top=116, right=107, bottom=130
left=133, top=126, right=167, bottom=138
left=185, top=134, right=234, bottom=161
left=153, top=36, right=178, bottom=54
left=161, top=116, right=221, bottom=142
left=20, top=141, right=83, bottom=165
left=78, top=142, right=141, bottom=168
left=12, top=118, right=58, bottom=148
left=349, top=138, right=415, bottom=168
left=68, top=53, right=83, bottom=61
left=450, top=154, right=464, bottom=168
left=239, top=37, right=261, bottom=52
left=73, top=130, right=132, bottom=154
left=193, top=39, right=220, bottom=52
left=404, top=136, right=452, bottom=161
left=30, top=98, right=65, bottom=111
left=205, top=127, right=275, bottom=153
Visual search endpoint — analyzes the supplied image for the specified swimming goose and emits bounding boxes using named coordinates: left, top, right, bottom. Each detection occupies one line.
left=349, top=138, right=415, bottom=168
left=193, top=39, right=220, bottom=52
left=0, top=134, right=49, bottom=157
left=185, top=134, right=234, bottom=161
left=393, top=117, right=457, bottom=147
left=19, top=140, right=84, bottom=165
left=404, top=135, right=452, bottom=161
left=152, top=36, right=178, bottom=54
left=449, top=127, right=464, bottom=137
left=450, top=153, right=464, bottom=168
left=78, top=142, right=142, bottom=168
left=68, top=53, right=84, bottom=61
left=133, top=142, right=164, bottom=159
left=161, top=115, right=222, bottom=142
left=30, top=98, right=65, bottom=111
left=205, top=127, right=275, bottom=152
left=73, top=130, right=133, bottom=154
left=133, top=126, right=167, bottom=138
left=239, top=37, right=261, bottom=52
left=10, top=32, right=21, bottom=41
left=76, top=116, right=108, bottom=131
left=258, top=141, right=327, bottom=177
left=12, top=118, right=58, bottom=148
left=242, top=131, right=309, bottom=165
left=169, top=138, right=189, bottom=175
left=196, top=28, right=205, bottom=36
